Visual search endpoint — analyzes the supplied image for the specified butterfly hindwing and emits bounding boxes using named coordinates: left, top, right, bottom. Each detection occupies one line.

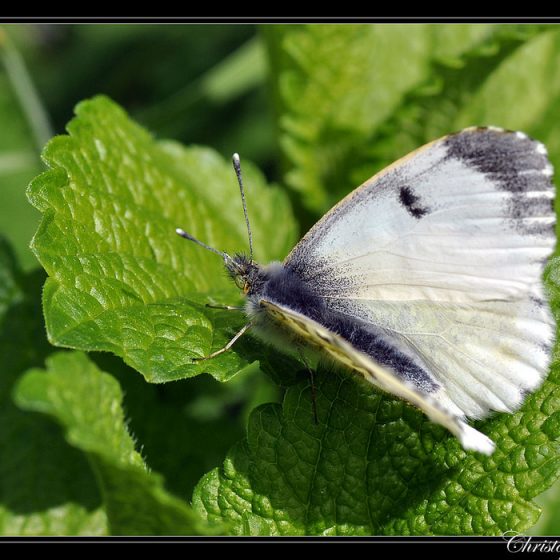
left=284, top=128, right=555, bottom=421
left=259, top=299, right=495, bottom=454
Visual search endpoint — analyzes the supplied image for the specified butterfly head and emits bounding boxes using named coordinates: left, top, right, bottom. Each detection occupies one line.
left=225, top=253, right=260, bottom=295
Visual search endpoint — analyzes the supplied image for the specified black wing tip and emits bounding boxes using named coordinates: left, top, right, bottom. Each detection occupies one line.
left=445, top=126, right=550, bottom=158
left=443, top=125, right=554, bottom=181
left=444, top=126, right=555, bottom=238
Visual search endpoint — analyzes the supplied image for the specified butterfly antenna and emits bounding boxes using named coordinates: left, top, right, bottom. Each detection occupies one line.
left=175, top=228, right=228, bottom=260
left=232, top=153, right=254, bottom=262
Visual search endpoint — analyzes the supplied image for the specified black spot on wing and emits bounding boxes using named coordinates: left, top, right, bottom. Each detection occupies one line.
left=399, top=185, right=430, bottom=219
left=445, top=128, right=555, bottom=236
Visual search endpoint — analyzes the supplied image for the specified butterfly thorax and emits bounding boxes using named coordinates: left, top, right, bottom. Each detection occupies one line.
left=231, top=260, right=326, bottom=355
left=236, top=261, right=326, bottom=321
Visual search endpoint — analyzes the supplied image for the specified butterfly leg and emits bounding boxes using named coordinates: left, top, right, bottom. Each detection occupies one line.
left=192, top=322, right=252, bottom=362
left=297, top=347, right=319, bottom=425
left=205, top=303, right=245, bottom=311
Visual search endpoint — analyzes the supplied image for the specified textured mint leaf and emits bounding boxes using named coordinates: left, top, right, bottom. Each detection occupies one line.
left=0, top=237, right=106, bottom=535
left=194, top=291, right=560, bottom=537
left=14, top=351, right=218, bottom=535
left=27, top=95, right=298, bottom=383
left=263, top=24, right=547, bottom=216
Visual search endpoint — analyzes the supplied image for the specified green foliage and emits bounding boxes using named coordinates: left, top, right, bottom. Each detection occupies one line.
left=0, top=30, right=44, bottom=270
left=0, top=232, right=271, bottom=535
left=528, top=480, right=560, bottom=535
left=0, top=238, right=106, bottom=535
left=102, top=355, right=280, bottom=500
left=1, top=23, right=560, bottom=536
left=15, top=351, right=218, bottom=535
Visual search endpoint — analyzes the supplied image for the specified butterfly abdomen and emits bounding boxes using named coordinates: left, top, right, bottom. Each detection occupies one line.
left=246, top=263, right=440, bottom=394
left=319, top=310, right=441, bottom=394
left=246, top=262, right=326, bottom=322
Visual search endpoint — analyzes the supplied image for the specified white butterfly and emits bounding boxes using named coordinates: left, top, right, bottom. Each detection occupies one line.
left=177, top=127, right=556, bottom=455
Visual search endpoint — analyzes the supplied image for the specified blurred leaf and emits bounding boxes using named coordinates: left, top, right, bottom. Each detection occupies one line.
left=25, top=25, right=278, bottom=168
left=527, top=479, right=560, bottom=535
left=28, top=25, right=254, bottom=127
left=0, top=28, right=45, bottom=270
left=138, top=36, right=266, bottom=131
left=454, top=29, right=560, bottom=173
left=136, top=35, right=276, bottom=166
left=28, top=96, right=298, bottom=383
left=263, top=24, right=548, bottom=217
left=14, top=351, right=218, bottom=535
left=0, top=237, right=106, bottom=535
left=360, top=27, right=548, bottom=182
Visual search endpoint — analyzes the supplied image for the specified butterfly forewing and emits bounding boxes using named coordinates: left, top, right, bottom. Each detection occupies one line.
left=284, top=128, right=556, bottom=421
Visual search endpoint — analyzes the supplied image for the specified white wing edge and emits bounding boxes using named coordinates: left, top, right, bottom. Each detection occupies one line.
left=326, top=322, right=496, bottom=455
left=259, top=300, right=496, bottom=455
left=459, top=424, right=495, bottom=455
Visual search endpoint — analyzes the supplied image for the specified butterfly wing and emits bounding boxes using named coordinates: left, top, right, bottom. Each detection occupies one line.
left=259, top=299, right=495, bottom=454
left=284, top=128, right=556, bottom=420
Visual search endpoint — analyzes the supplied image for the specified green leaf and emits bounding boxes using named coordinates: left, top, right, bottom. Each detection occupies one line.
left=527, top=479, right=560, bottom=535
left=0, top=237, right=106, bottom=535
left=453, top=29, right=560, bottom=182
left=14, top=350, right=218, bottom=535
left=28, top=95, right=298, bottom=383
left=0, top=234, right=274, bottom=536
left=100, top=352, right=280, bottom=500
left=263, top=24, right=547, bottom=217
left=193, top=304, right=560, bottom=536
left=0, top=29, right=44, bottom=270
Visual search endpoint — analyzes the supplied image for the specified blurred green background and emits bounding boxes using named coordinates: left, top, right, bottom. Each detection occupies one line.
left=2, top=23, right=560, bottom=535
left=0, top=24, right=276, bottom=271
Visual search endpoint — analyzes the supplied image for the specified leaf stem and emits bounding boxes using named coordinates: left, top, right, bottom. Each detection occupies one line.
left=0, top=27, right=54, bottom=151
